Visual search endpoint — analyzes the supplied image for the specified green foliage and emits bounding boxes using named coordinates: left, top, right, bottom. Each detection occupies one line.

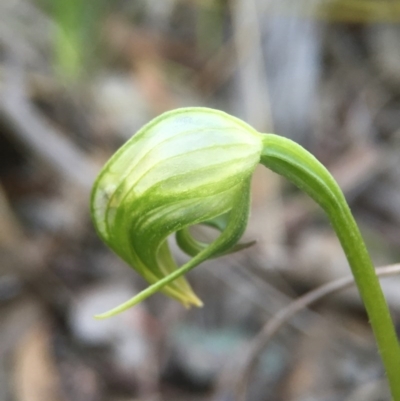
left=49, top=0, right=109, bottom=80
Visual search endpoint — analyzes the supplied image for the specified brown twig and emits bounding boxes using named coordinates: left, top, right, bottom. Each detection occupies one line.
left=234, top=263, right=400, bottom=401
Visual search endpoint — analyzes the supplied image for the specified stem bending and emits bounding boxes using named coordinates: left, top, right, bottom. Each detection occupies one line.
left=261, top=134, right=400, bottom=401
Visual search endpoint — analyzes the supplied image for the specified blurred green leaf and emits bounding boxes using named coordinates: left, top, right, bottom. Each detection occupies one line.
left=45, top=0, right=109, bottom=80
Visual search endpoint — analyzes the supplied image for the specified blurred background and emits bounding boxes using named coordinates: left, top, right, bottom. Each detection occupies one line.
left=1, top=1, right=400, bottom=400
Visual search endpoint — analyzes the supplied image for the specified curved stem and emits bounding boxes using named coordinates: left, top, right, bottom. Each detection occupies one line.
left=260, top=134, right=400, bottom=401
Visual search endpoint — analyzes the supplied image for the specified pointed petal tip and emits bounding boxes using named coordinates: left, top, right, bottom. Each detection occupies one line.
left=181, top=293, right=204, bottom=309
left=93, top=313, right=110, bottom=320
left=190, top=297, right=204, bottom=308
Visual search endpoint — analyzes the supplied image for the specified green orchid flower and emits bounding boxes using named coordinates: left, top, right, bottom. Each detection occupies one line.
left=91, top=107, right=400, bottom=400
left=91, top=108, right=262, bottom=311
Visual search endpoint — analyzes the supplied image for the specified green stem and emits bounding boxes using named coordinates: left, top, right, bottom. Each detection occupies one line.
left=260, top=134, right=400, bottom=401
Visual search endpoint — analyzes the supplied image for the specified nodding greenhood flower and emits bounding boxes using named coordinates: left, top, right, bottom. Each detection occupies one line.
left=91, top=108, right=263, bottom=317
